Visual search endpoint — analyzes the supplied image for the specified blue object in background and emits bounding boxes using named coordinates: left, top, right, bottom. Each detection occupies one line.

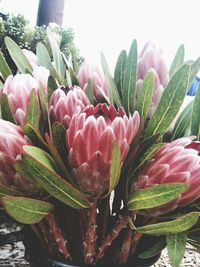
left=187, top=76, right=200, bottom=96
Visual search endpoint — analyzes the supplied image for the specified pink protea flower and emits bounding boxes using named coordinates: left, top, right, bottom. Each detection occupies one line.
left=136, top=42, right=169, bottom=117
left=49, top=86, right=90, bottom=129
left=22, top=49, right=38, bottom=68
left=133, top=138, right=200, bottom=215
left=3, top=74, right=40, bottom=126
left=0, top=119, right=34, bottom=192
left=67, top=104, right=140, bottom=196
left=77, top=61, right=108, bottom=102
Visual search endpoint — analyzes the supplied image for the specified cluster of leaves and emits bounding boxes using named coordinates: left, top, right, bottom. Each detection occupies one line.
left=0, top=33, right=200, bottom=266
left=0, top=13, right=82, bottom=73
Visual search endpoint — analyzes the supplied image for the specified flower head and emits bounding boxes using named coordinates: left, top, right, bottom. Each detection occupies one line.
left=133, top=138, right=200, bottom=215
left=136, top=42, right=169, bottom=117
left=67, top=104, right=140, bottom=196
left=77, top=61, right=108, bottom=102
left=3, top=74, right=40, bottom=126
left=0, top=119, right=34, bottom=192
left=49, top=86, right=90, bottom=129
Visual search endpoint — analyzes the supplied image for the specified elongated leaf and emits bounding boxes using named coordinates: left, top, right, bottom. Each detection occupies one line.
left=188, top=57, right=200, bottom=87
left=114, top=49, right=127, bottom=98
left=172, top=100, right=193, bottom=140
left=139, top=238, right=166, bottom=259
left=133, top=212, right=199, bottom=235
left=26, top=89, right=41, bottom=129
left=2, top=196, right=54, bottom=224
left=138, top=72, right=154, bottom=119
left=5, top=37, right=32, bottom=73
left=146, top=64, right=190, bottom=137
left=48, top=75, right=58, bottom=100
left=123, top=40, right=137, bottom=114
left=86, top=79, right=94, bottom=104
left=52, top=122, right=68, bottom=163
left=23, top=146, right=56, bottom=171
left=169, top=45, right=185, bottom=78
left=0, top=50, right=12, bottom=80
left=15, top=153, right=91, bottom=209
left=45, top=133, right=74, bottom=184
left=167, top=232, right=187, bottom=267
left=0, top=94, right=15, bottom=123
left=191, top=83, right=200, bottom=140
left=128, top=183, right=187, bottom=210
left=101, top=53, right=121, bottom=106
left=47, top=28, right=65, bottom=81
left=36, top=42, right=52, bottom=69
left=108, top=142, right=121, bottom=194
left=24, top=123, right=49, bottom=151
left=0, top=184, right=24, bottom=197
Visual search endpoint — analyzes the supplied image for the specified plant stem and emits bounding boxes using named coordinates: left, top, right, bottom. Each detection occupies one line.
left=47, top=213, right=71, bottom=260
left=84, top=201, right=97, bottom=264
left=130, top=231, right=143, bottom=255
left=119, top=228, right=133, bottom=264
left=95, top=212, right=130, bottom=263
left=98, top=197, right=110, bottom=243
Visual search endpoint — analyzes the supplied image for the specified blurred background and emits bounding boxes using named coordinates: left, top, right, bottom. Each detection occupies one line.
left=0, top=0, right=200, bottom=70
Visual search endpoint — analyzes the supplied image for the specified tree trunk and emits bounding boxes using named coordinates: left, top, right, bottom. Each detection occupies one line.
left=37, top=0, right=65, bottom=26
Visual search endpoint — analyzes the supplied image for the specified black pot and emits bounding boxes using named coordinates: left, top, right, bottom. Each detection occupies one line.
left=23, top=227, right=160, bottom=267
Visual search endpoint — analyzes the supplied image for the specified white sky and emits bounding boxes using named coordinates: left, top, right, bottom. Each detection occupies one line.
left=1, top=0, right=200, bottom=71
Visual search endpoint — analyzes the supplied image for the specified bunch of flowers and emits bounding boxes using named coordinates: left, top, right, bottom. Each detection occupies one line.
left=0, top=33, right=200, bottom=267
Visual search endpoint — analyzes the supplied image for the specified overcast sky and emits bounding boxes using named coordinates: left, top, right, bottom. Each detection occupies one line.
left=1, top=0, right=200, bottom=71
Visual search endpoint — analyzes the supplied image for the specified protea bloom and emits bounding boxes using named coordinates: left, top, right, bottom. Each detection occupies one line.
left=49, top=86, right=90, bottom=129
left=77, top=61, right=108, bottom=102
left=0, top=119, right=34, bottom=192
left=2, top=74, right=41, bottom=126
left=67, top=104, right=140, bottom=196
left=133, top=138, right=200, bottom=215
left=136, top=42, right=169, bottom=117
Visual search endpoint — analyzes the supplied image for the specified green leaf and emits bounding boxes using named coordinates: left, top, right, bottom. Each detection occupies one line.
left=45, top=133, right=74, bottom=184
left=0, top=94, right=15, bottom=123
left=26, top=89, right=41, bottom=129
left=169, top=45, right=185, bottom=78
left=123, top=40, right=137, bottom=114
left=172, top=100, right=193, bottom=140
left=128, top=183, right=187, bottom=210
left=137, top=72, right=154, bottom=119
left=167, top=232, right=187, bottom=267
left=52, top=122, right=68, bottom=163
left=85, top=79, right=94, bottom=104
left=47, top=28, right=65, bottom=82
left=114, top=49, right=127, bottom=98
left=101, top=53, right=121, bottom=106
left=139, top=238, right=166, bottom=259
left=134, top=212, right=199, bottom=235
left=23, top=146, right=56, bottom=172
left=0, top=184, right=24, bottom=197
left=48, top=75, right=58, bottom=101
left=145, top=64, right=190, bottom=137
left=108, top=142, right=121, bottom=194
left=15, top=153, right=91, bottom=209
left=24, top=123, right=49, bottom=151
left=0, top=50, right=12, bottom=80
left=36, top=42, right=52, bottom=70
left=1, top=196, right=54, bottom=224
left=191, top=83, right=200, bottom=140
left=188, top=57, right=200, bottom=87
left=5, top=37, right=32, bottom=73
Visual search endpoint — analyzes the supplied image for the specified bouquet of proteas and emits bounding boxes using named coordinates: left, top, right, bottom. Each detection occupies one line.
left=0, top=30, right=200, bottom=267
